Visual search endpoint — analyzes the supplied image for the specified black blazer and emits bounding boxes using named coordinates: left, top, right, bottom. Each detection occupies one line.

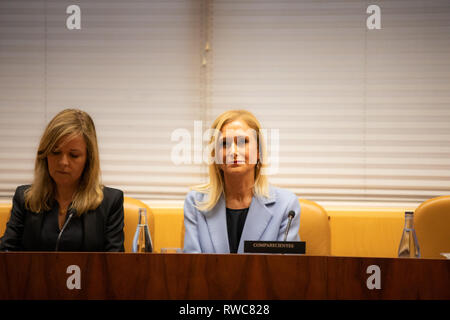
left=0, top=185, right=125, bottom=252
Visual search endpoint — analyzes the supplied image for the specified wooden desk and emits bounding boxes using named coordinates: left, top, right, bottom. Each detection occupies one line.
left=0, top=252, right=448, bottom=300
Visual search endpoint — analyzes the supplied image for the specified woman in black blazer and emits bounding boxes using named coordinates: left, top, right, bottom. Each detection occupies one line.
left=0, top=109, right=124, bottom=251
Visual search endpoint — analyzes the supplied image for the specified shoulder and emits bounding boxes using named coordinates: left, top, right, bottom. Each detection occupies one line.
left=101, top=187, right=124, bottom=206
left=184, top=190, right=210, bottom=217
left=185, top=190, right=207, bottom=205
left=13, top=185, right=31, bottom=202
left=16, top=184, right=30, bottom=192
left=267, top=186, right=301, bottom=222
left=15, top=184, right=31, bottom=195
left=268, top=185, right=298, bottom=204
left=102, top=186, right=123, bottom=198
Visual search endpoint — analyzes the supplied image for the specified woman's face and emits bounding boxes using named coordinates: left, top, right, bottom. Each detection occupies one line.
left=47, top=134, right=87, bottom=190
left=218, top=119, right=259, bottom=177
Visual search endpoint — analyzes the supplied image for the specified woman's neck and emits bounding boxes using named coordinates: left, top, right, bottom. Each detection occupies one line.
left=55, top=185, right=76, bottom=205
left=223, top=172, right=254, bottom=209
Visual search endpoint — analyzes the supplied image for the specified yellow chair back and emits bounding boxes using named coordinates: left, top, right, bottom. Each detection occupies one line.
left=299, top=199, right=331, bottom=255
left=0, top=202, right=12, bottom=238
left=414, top=195, right=450, bottom=259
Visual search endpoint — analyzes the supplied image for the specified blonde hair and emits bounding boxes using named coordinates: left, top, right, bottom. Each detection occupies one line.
left=25, top=109, right=103, bottom=215
left=193, top=109, right=269, bottom=211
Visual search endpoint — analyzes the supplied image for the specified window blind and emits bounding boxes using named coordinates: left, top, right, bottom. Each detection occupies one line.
left=0, top=0, right=205, bottom=200
left=206, top=0, right=450, bottom=206
left=1, top=0, right=449, bottom=206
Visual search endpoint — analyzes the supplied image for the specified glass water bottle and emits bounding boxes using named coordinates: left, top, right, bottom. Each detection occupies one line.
left=397, top=211, right=420, bottom=258
left=132, top=208, right=153, bottom=253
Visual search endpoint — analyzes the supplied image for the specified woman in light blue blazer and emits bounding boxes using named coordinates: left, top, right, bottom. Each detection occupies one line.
left=183, top=110, right=300, bottom=253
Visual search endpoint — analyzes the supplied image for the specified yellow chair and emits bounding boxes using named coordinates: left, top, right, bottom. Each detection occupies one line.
left=153, top=208, right=185, bottom=253
left=414, top=195, right=450, bottom=259
left=123, top=197, right=155, bottom=252
left=0, top=202, right=12, bottom=238
left=299, top=199, right=331, bottom=255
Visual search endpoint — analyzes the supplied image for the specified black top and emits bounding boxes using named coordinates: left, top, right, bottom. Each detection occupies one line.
left=0, top=185, right=125, bottom=252
left=226, top=207, right=249, bottom=253
left=40, top=203, right=83, bottom=251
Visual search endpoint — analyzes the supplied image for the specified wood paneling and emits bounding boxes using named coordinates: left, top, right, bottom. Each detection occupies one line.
left=0, top=252, right=448, bottom=299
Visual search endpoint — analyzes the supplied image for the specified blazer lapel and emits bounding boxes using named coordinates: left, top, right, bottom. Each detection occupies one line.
left=237, top=189, right=276, bottom=253
left=202, top=195, right=230, bottom=253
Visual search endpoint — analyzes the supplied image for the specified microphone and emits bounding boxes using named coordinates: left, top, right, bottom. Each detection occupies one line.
left=283, top=210, right=296, bottom=241
left=55, top=208, right=75, bottom=251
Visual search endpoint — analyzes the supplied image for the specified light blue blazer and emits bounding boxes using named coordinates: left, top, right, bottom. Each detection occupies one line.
left=183, top=186, right=301, bottom=253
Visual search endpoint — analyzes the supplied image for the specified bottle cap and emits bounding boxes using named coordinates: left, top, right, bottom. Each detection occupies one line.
left=405, top=211, right=414, bottom=215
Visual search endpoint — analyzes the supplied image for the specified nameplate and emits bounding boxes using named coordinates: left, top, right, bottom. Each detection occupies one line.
left=244, top=241, right=306, bottom=254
